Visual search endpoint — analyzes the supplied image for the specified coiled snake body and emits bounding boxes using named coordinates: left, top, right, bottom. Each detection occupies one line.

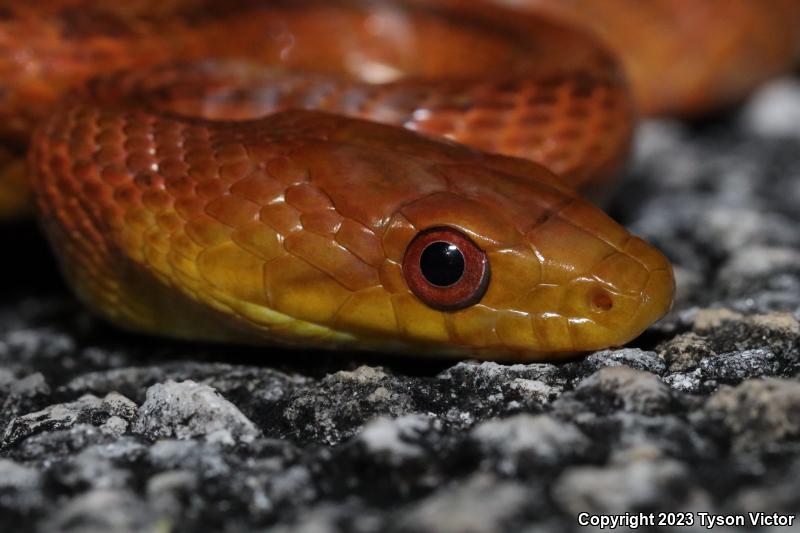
left=4, top=0, right=799, bottom=359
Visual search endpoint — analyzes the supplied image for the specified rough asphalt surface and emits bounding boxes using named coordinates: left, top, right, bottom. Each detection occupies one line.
left=2, top=79, right=800, bottom=533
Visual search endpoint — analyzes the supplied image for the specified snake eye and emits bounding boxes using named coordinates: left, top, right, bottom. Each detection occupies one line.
left=402, top=227, right=490, bottom=311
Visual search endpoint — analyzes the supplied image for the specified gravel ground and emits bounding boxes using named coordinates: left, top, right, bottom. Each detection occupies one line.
left=1, top=79, right=800, bottom=532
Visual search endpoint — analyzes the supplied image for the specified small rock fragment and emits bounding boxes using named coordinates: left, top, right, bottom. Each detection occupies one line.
left=356, top=414, right=438, bottom=462
left=699, top=348, right=779, bottom=384
left=658, top=332, right=716, bottom=372
left=566, top=366, right=672, bottom=415
left=693, top=378, right=800, bottom=451
left=741, top=78, right=800, bottom=138
left=553, top=446, right=692, bottom=514
left=42, top=489, right=156, bottom=533
left=396, top=473, right=534, bottom=533
left=133, top=380, right=260, bottom=445
left=471, top=414, right=591, bottom=474
left=1, top=392, right=137, bottom=449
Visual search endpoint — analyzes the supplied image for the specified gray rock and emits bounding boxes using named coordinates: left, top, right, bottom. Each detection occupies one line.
left=657, top=310, right=800, bottom=392
left=0, top=458, right=41, bottom=490
left=132, top=380, right=260, bottom=445
left=395, top=473, right=534, bottom=533
left=659, top=332, right=716, bottom=372
left=471, top=414, right=591, bottom=474
left=41, top=489, right=156, bottom=533
left=561, top=366, right=672, bottom=416
left=282, top=365, right=419, bottom=445
left=699, top=348, right=779, bottom=384
left=612, top=413, right=716, bottom=461
left=692, top=378, right=800, bottom=452
left=0, top=458, right=43, bottom=513
left=147, top=439, right=231, bottom=476
left=2, top=392, right=137, bottom=450
left=741, top=78, right=800, bottom=138
left=663, top=369, right=704, bottom=394
left=146, top=470, right=198, bottom=522
left=552, top=446, right=694, bottom=514
left=732, top=458, right=800, bottom=513
left=356, top=414, right=439, bottom=463
left=715, top=246, right=800, bottom=313
left=269, top=504, right=381, bottom=533
left=2, top=372, right=49, bottom=397
left=436, top=361, right=565, bottom=427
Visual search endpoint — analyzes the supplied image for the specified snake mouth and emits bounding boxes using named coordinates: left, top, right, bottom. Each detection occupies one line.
left=631, top=267, right=675, bottom=334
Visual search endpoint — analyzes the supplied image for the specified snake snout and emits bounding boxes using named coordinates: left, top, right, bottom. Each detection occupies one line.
left=569, top=236, right=675, bottom=350
left=516, top=195, right=675, bottom=356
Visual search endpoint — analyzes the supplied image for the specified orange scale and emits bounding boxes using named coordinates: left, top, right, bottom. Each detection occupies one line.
left=214, top=143, right=249, bottom=163
left=194, top=178, right=228, bottom=200
left=381, top=214, right=418, bottom=263
left=156, top=212, right=183, bottom=232
left=555, top=127, right=584, bottom=141
left=205, top=195, right=260, bottom=228
left=335, top=219, right=384, bottom=268
left=72, top=124, right=95, bottom=143
left=219, top=161, right=255, bottom=182
left=152, top=135, right=183, bottom=152
left=133, top=172, right=164, bottom=190
left=408, top=113, right=458, bottom=137
left=285, top=183, right=333, bottom=212
left=158, top=159, right=189, bottom=180
left=101, top=205, right=125, bottom=231
left=231, top=222, right=284, bottom=262
left=73, top=108, right=96, bottom=124
left=97, top=110, right=124, bottom=127
left=122, top=122, right=151, bottom=138
left=70, top=161, right=95, bottom=181
left=112, top=184, right=142, bottom=208
left=54, top=175, right=76, bottom=197
left=164, top=175, right=194, bottom=198
left=185, top=213, right=233, bottom=248
left=265, top=156, right=309, bottom=185
left=95, top=128, right=124, bottom=145
left=259, top=203, right=302, bottom=235
left=300, top=210, right=343, bottom=236
left=125, top=152, right=155, bottom=174
left=187, top=162, right=220, bottom=182
left=170, top=233, right=203, bottom=262
left=123, top=207, right=156, bottom=231
left=284, top=232, right=380, bottom=292
left=142, top=189, right=173, bottom=213
left=154, top=144, right=184, bottom=160
left=229, top=172, right=284, bottom=206
left=183, top=125, right=211, bottom=141
left=152, top=119, right=182, bottom=136
left=68, top=139, right=95, bottom=160
left=378, top=260, right=407, bottom=294
left=182, top=138, right=211, bottom=153
left=123, top=136, right=151, bottom=152
left=184, top=148, right=214, bottom=165
left=173, top=196, right=206, bottom=221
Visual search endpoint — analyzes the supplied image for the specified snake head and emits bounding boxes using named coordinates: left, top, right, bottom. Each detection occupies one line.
left=384, top=157, right=674, bottom=359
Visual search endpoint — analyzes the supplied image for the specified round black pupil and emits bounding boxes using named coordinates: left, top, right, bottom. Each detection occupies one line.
left=419, top=241, right=465, bottom=287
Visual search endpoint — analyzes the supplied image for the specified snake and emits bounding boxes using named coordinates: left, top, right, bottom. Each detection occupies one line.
left=4, top=0, right=799, bottom=360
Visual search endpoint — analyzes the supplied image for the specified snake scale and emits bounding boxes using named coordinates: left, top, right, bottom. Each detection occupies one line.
left=3, top=0, right=799, bottom=360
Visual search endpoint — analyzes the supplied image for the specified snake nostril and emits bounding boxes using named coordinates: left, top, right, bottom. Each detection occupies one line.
left=589, top=288, right=614, bottom=312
